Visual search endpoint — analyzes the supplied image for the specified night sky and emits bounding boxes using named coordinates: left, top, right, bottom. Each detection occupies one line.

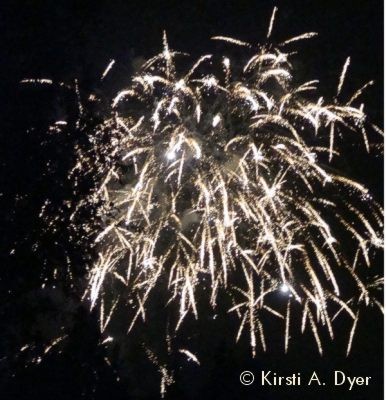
left=0, top=1, right=383, bottom=399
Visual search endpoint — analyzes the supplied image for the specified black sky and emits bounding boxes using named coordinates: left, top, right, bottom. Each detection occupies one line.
left=0, top=1, right=383, bottom=399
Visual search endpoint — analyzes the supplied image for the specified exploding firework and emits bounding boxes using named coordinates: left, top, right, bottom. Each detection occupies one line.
left=23, top=6, right=383, bottom=395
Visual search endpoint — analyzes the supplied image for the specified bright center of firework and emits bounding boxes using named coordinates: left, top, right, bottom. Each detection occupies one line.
left=280, top=284, right=290, bottom=293
left=166, top=151, right=176, bottom=160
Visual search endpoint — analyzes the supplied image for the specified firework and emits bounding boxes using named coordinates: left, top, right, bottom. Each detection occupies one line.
left=24, top=7, right=383, bottom=394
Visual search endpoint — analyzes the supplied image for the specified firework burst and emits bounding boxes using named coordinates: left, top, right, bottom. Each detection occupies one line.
left=24, top=7, right=383, bottom=394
